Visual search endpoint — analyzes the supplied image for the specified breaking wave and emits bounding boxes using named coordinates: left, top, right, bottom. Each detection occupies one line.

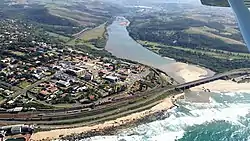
left=80, top=92, right=250, bottom=141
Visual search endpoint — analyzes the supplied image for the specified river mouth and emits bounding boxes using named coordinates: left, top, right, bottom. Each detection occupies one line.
left=105, top=16, right=175, bottom=68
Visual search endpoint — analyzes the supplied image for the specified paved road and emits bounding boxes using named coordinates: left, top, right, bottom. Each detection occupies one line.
left=0, top=74, right=56, bottom=107
left=13, top=75, right=55, bottom=98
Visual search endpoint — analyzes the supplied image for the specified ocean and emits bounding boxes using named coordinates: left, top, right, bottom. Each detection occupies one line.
left=81, top=91, right=250, bottom=141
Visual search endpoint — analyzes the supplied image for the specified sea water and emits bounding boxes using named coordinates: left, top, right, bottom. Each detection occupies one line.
left=81, top=92, right=250, bottom=141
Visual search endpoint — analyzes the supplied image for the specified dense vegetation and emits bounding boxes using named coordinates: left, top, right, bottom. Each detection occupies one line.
left=127, top=11, right=250, bottom=72
left=0, top=0, right=123, bottom=38
left=159, top=46, right=250, bottom=72
left=128, top=17, right=248, bottom=53
left=0, top=3, right=81, bottom=37
left=73, top=44, right=115, bottom=58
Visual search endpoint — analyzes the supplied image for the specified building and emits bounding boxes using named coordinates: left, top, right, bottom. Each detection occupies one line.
left=38, top=90, right=50, bottom=99
left=32, top=74, right=42, bottom=80
left=57, top=80, right=70, bottom=87
left=66, top=67, right=85, bottom=77
left=82, top=73, right=93, bottom=81
left=6, top=107, right=23, bottom=113
left=104, top=76, right=119, bottom=83
left=0, top=125, right=34, bottom=141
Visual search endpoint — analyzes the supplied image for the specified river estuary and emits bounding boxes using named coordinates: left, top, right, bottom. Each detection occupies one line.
left=79, top=17, right=250, bottom=141
left=105, top=17, right=175, bottom=67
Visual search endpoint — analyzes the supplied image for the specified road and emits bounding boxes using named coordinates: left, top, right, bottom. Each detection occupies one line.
left=175, top=68, right=250, bottom=90
left=13, top=75, right=55, bottom=98
left=0, top=74, right=55, bottom=107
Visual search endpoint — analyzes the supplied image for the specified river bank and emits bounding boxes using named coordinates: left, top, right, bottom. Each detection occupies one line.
left=31, top=93, right=184, bottom=141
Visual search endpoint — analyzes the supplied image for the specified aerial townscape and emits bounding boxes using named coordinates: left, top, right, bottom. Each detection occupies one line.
left=0, top=17, right=169, bottom=118
left=1, top=0, right=250, bottom=141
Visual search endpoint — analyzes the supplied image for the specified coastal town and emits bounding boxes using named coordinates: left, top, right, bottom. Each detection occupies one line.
left=0, top=19, right=166, bottom=113
left=0, top=17, right=174, bottom=140
left=2, top=0, right=250, bottom=140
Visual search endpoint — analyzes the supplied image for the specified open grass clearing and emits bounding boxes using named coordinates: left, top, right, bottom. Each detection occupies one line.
left=0, top=95, right=4, bottom=102
left=9, top=50, right=25, bottom=56
left=138, top=40, right=250, bottom=60
left=18, top=81, right=31, bottom=89
left=185, top=27, right=244, bottom=45
left=80, top=24, right=106, bottom=41
left=46, top=31, right=71, bottom=42
left=67, top=23, right=107, bottom=49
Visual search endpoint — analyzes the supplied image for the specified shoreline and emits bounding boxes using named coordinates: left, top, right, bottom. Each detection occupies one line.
left=31, top=61, right=250, bottom=140
left=31, top=94, right=184, bottom=141
left=167, top=63, right=250, bottom=93
left=191, top=80, right=250, bottom=93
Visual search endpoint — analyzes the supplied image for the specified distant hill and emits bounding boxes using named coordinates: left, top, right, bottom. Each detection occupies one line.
left=0, top=0, right=124, bottom=36
left=99, top=0, right=201, bottom=7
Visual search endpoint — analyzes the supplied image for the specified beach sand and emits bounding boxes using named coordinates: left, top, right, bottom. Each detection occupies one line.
left=168, top=62, right=250, bottom=93
left=159, top=62, right=215, bottom=83
left=191, top=80, right=250, bottom=92
left=31, top=94, right=184, bottom=141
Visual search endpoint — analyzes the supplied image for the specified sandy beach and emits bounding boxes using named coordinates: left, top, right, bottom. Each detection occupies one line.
left=159, top=62, right=215, bottom=83
left=191, top=80, right=250, bottom=93
left=31, top=94, right=184, bottom=141
left=169, top=62, right=250, bottom=93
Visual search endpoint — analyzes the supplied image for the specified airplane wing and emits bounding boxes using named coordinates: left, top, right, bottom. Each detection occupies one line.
left=201, top=0, right=250, bottom=7
left=201, top=0, right=250, bottom=51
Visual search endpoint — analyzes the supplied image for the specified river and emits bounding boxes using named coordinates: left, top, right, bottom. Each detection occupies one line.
left=79, top=17, right=250, bottom=141
left=105, top=17, right=175, bottom=67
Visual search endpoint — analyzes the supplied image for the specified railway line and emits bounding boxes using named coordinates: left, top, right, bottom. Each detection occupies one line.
left=0, top=68, right=249, bottom=128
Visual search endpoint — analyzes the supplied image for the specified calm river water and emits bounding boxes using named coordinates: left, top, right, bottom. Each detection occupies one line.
left=105, top=17, right=175, bottom=67
left=78, top=16, right=250, bottom=141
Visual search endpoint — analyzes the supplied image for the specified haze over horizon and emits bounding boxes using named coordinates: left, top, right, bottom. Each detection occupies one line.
left=99, top=0, right=201, bottom=6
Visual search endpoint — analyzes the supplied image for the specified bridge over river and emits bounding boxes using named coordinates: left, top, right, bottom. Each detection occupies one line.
left=175, top=68, right=250, bottom=90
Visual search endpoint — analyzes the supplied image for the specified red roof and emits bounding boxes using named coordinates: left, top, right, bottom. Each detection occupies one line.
left=47, top=87, right=58, bottom=93
left=28, top=67, right=35, bottom=71
left=40, top=90, right=49, bottom=95
left=89, top=95, right=95, bottom=100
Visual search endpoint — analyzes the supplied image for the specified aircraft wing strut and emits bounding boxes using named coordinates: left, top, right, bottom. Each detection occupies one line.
left=201, top=0, right=250, bottom=51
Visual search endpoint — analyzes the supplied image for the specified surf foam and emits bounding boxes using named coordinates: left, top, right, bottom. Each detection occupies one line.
left=79, top=92, right=250, bottom=141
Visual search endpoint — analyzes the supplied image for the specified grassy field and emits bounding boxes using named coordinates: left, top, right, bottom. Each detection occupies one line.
left=46, top=31, right=71, bottom=42
left=67, top=23, right=107, bottom=49
left=18, top=81, right=32, bottom=89
left=80, top=24, right=106, bottom=41
left=138, top=40, right=250, bottom=60
left=185, top=27, right=244, bottom=45
left=0, top=95, right=4, bottom=102
left=30, top=87, right=42, bottom=94
left=9, top=50, right=25, bottom=56
left=67, top=39, right=96, bottom=48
